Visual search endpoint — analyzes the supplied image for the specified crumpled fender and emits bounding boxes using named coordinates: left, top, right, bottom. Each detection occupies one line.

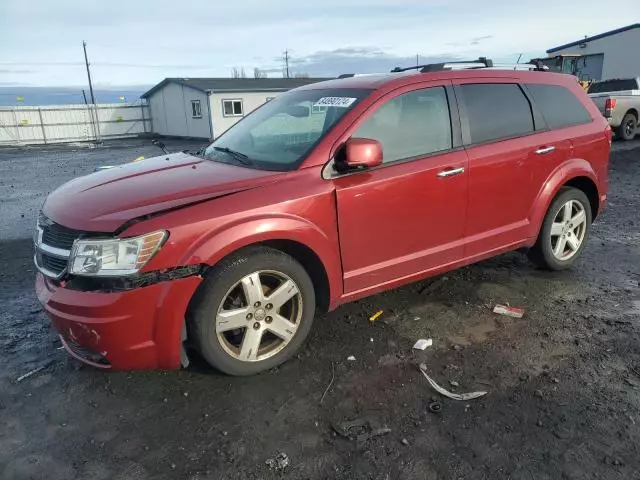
left=181, top=213, right=343, bottom=309
left=527, top=158, right=599, bottom=239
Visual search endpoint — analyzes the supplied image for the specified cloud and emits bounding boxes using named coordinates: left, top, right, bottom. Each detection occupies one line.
left=283, top=47, right=461, bottom=77
left=0, top=69, right=35, bottom=74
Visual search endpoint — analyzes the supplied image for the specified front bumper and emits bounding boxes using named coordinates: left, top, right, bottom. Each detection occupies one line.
left=36, top=272, right=202, bottom=370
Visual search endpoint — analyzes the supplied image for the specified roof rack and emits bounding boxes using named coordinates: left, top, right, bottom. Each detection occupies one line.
left=390, top=57, right=548, bottom=73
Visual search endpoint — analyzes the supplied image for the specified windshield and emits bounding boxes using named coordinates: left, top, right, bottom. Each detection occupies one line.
left=203, top=88, right=372, bottom=171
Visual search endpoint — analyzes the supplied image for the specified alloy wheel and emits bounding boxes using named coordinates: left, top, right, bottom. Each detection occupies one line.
left=215, top=270, right=303, bottom=362
left=549, top=199, right=587, bottom=261
left=625, top=119, right=635, bottom=137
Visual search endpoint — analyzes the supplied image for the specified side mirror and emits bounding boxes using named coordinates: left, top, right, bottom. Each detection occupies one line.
left=345, top=138, right=383, bottom=168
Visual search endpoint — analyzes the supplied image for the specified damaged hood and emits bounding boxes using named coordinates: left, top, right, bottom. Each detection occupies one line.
left=43, top=152, right=284, bottom=232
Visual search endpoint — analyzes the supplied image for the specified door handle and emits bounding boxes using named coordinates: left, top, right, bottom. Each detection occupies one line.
left=535, top=146, right=556, bottom=155
left=437, top=167, right=465, bottom=178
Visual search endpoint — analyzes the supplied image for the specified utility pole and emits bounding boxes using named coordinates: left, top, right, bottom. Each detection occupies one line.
left=283, top=50, right=290, bottom=79
left=81, top=89, right=88, bottom=105
left=416, top=54, right=419, bottom=67
left=82, top=41, right=101, bottom=142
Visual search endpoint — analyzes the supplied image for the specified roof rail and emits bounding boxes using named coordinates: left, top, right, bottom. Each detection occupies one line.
left=390, top=57, right=548, bottom=73
left=391, top=57, right=493, bottom=73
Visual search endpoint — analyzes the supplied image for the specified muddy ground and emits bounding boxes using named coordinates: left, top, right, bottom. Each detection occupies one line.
left=1, top=139, right=639, bottom=480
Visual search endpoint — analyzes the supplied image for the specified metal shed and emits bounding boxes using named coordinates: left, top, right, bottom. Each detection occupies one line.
left=141, top=77, right=328, bottom=140
left=546, top=24, right=640, bottom=81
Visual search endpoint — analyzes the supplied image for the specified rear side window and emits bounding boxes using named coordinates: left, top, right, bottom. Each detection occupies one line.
left=587, top=78, right=638, bottom=94
left=459, top=84, right=534, bottom=144
left=353, top=87, right=452, bottom=163
left=527, top=84, right=591, bottom=129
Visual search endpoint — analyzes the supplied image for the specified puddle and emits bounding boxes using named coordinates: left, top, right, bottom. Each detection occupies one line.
left=627, top=300, right=640, bottom=316
left=447, top=318, right=508, bottom=346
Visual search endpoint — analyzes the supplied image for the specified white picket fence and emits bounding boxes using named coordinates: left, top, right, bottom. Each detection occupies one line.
left=0, top=103, right=151, bottom=146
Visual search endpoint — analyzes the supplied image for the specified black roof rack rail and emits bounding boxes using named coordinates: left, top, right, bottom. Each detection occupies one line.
left=390, top=57, right=548, bottom=73
left=391, top=57, right=494, bottom=73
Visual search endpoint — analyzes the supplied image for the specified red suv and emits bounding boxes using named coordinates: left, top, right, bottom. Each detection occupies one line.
left=35, top=61, right=611, bottom=375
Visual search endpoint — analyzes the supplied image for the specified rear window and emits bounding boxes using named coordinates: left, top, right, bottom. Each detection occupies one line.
left=588, top=78, right=638, bottom=94
left=459, top=83, right=534, bottom=144
left=527, top=84, right=592, bottom=129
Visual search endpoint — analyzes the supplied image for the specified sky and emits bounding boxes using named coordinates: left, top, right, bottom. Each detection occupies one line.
left=1, top=0, right=637, bottom=88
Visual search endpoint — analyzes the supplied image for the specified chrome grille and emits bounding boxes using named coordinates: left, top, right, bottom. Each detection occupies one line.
left=34, top=214, right=78, bottom=279
left=41, top=222, right=82, bottom=250
left=39, top=253, right=69, bottom=273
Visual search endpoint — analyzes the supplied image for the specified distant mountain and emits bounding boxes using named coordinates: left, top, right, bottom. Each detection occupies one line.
left=0, top=86, right=152, bottom=106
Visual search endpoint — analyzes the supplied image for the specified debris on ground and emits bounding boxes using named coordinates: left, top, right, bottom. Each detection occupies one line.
left=347, top=355, right=356, bottom=361
left=493, top=304, right=525, bottom=318
left=428, top=402, right=442, bottom=413
left=332, top=419, right=391, bottom=442
left=413, top=338, right=433, bottom=350
left=265, top=452, right=290, bottom=471
left=418, top=364, right=488, bottom=401
left=449, top=380, right=460, bottom=388
left=401, top=438, right=409, bottom=446
left=16, top=360, right=53, bottom=383
left=319, top=362, right=335, bottom=404
left=369, top=310, right=383, bottom=322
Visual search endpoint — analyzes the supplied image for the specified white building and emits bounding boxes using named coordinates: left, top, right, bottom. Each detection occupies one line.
left=546, top=23, right=640, bottom=81
left=141, top=77, right=327, bottom=140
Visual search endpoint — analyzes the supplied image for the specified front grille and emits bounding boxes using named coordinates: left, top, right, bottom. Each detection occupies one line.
left=40, top=254, right=68, bottom=274
left=41, top=221, right=83, bottom=250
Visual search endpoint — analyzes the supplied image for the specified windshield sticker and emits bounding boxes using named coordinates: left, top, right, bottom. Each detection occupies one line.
left=313, top=97, right=357, bottom=108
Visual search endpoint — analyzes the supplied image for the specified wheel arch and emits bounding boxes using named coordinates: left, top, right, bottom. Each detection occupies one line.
left=529, top=159, right=600, bottom=239
left=183, top=216, right=342, bottom=312
left=563, top=176, right=599, bottom=220
left=624, top=108, right=638, bottom=121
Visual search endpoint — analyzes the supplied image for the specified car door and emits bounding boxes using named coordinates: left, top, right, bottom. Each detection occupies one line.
left=330, top=83, right=469, bottom=295
left=454, top=80, right=547, bottom=259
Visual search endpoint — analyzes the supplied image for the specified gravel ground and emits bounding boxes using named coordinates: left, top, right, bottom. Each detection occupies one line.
left=0, top=139, right=639, bottom=480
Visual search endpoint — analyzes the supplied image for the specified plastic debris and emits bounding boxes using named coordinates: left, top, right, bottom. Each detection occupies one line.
left=265, top=452, right=290, bottom=471
left=16, top=361, right=53, bottom=383
left=369, top=310, right=383, bottom=322
left=134, top=155, right=145, bottom=162
left=428, top=401, right=442, bottom=413
left=493, top=304, right=525, bottom=318
left=347, top=355, right=356, bottom=361
left=413, top=338, right=433, bottom=350
left=418, top=364, right=487, bottom=401
left=449, top=380, right=459, bottom=388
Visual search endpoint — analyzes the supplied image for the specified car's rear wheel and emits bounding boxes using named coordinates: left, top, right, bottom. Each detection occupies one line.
left=188, top=246, right=315, bottom=376
left=528, top=188, right=592, bottom=270
left=615, top=112, right=637, bottom=141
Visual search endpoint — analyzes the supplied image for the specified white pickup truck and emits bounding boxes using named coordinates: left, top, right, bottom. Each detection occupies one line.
left=588, top=78, right=640, bottom=141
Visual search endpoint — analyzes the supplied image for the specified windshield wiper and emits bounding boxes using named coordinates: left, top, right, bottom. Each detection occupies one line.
left=212, top=146, right=252, bottom=166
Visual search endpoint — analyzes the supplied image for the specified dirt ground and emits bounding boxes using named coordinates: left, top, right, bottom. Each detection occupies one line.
left=1, top=139, right=639, bottom=480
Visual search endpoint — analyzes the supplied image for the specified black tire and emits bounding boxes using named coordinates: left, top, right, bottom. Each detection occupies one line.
left=528, top=187, right=592, bottom=271
left=615, top=112, right=637, bottom=141
left=188, top=246, right=316, bottom=376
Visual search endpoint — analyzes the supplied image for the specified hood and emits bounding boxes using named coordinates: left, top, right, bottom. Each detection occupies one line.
left=43, top=152, right=283, bottom=232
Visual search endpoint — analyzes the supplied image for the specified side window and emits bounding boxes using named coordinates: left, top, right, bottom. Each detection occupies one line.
left=527, top=84, right=592, bottom=129
left=459, top=83, right=534, bottom=144
left=191, top=100, right=202, bottom=118
left=223, top=99, right=244, bottom=117
left=353, top=87, right=452, bottom=164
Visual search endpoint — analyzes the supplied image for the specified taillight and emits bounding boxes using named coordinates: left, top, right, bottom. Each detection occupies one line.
left=604, top=98, right=617, bottom=117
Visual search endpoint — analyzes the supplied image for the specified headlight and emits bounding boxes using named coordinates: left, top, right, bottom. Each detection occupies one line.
left=69, top=231, right=167, bottom=277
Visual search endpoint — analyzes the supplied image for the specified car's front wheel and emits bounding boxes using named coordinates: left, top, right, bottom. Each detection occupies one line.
left=188, top=246, right=316, bottom=376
